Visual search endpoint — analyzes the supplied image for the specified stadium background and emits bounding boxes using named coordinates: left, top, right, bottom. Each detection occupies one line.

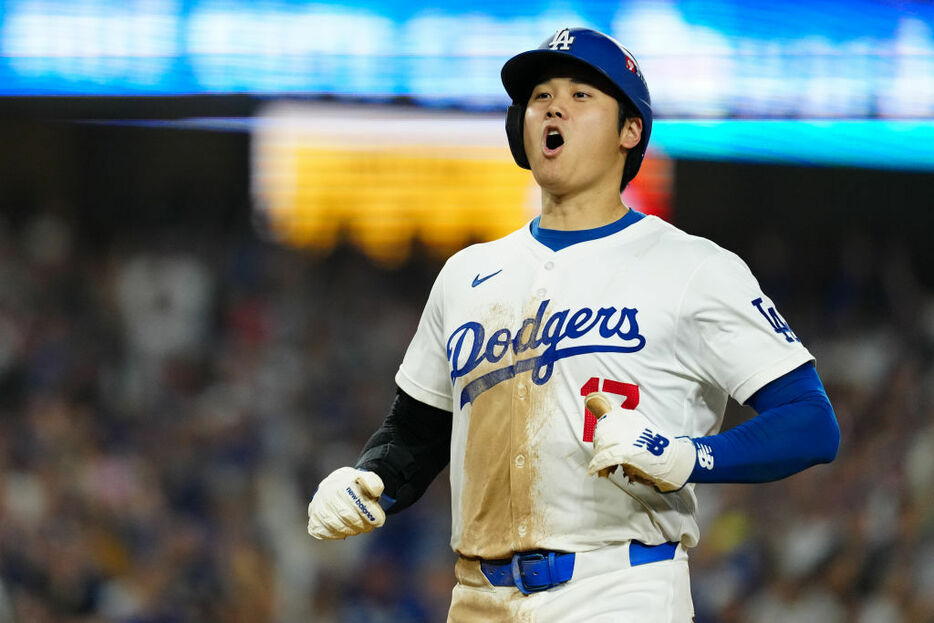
left=0, top=1, right=933, bottom=621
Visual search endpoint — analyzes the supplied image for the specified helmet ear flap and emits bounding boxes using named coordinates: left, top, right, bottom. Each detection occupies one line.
left=505, top=104, right=530, bottom=170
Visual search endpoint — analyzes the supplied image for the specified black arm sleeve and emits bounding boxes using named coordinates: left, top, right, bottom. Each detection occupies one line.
left=354, top=386, right=452, bottom=514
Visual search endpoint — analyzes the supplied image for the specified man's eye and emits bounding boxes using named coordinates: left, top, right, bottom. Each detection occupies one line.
left=574, top=91, right=590, bottom=98
left=534, top=92, right=550, bottom=99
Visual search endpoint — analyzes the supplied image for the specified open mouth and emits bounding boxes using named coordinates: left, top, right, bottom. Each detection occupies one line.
left=546, top=130, right=564, bottom=150
left=543, top=127, right=565, bottom=154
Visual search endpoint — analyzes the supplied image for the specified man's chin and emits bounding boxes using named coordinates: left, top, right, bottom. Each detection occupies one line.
left=533, top=172, right=577, bottom=197
left=531, top=161, right=568, bottom=187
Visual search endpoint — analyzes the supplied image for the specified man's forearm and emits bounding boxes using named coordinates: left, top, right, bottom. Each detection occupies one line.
left=356, top=387, right=453, bottom=513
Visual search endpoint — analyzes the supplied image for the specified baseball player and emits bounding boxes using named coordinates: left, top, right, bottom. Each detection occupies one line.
left=307, top=28, right=840, bottom=622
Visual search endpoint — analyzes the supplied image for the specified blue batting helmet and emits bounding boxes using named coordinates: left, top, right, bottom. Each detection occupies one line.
left=501, top=27, right=653, bottom=189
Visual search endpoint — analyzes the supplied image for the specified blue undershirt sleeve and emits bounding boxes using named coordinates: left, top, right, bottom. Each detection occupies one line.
left=688, top=362, right=840, bottom=483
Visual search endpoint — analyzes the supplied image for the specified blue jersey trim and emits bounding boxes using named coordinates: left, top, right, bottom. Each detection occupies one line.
left=530, top=209, right=645, bottom=252
left=689, top=362, right=840, bottom=483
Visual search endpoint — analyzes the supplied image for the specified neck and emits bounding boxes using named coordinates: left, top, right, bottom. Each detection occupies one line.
left=539, top=183, right=628, bottom=231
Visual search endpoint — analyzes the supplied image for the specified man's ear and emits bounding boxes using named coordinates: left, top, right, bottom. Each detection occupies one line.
left=619, top=117, right=643, bottom=150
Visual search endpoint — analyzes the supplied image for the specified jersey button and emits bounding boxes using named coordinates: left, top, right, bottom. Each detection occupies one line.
left=515, top=454, right=525, bottom=468
left=517, top=385, right=527, bottom=399
left=544, top=261, right=554, bottom=270
left=517, top=522, right=528, bottom=536
left=536, top=288, right=546, bottom=297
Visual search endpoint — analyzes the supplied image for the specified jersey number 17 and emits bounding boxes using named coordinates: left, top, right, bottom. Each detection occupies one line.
left=579, top=377, right=640, bottom=442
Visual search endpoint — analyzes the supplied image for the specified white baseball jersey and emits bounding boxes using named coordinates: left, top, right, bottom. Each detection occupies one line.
left=395, top=213, right=813, bottom=560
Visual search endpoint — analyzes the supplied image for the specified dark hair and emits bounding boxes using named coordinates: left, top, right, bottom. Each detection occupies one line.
left=616, top=99, right=641, bottom=192
left=617, top=99, right=639, bottom=133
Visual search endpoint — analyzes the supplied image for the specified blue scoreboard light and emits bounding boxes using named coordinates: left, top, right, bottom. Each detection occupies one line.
left=2, top=0, right=932, bottom=169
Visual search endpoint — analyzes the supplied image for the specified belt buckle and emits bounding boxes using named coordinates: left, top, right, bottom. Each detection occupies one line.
left=510, top=551, right=552, bottom=595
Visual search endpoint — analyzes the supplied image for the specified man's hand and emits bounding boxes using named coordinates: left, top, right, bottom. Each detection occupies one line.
left=585, top=392, right=697, bottom=493
left=307, top=467, right=386, bottom=540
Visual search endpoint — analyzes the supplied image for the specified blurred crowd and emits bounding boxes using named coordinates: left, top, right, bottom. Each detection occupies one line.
left=0, top=209, right=931, bottom=623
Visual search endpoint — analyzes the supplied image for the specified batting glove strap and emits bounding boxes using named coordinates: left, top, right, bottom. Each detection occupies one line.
left=587, top=404, right=697, bottom=493
left=307, top=467, right=386, bottom=540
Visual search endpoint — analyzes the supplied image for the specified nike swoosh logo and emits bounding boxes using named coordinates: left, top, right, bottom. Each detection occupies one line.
left=471, top=269, right=503, bottom=288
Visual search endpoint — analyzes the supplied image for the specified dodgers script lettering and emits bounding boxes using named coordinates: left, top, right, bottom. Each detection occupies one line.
left=447, top=299, right=646, bottom=407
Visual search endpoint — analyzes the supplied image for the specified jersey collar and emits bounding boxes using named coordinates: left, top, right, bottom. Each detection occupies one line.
left=529, top=209, right=646, bottom=252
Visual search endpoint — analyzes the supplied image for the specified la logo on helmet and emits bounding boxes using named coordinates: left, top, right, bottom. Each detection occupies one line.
left=548, top=28, right=575, bottom=50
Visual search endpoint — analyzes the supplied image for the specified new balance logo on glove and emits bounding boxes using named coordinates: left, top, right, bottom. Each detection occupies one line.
left=345, top=486, right=377, bottom=523
left=587, top=392, right=697, bottom=493
left=634, top=429, right=670, bottom=456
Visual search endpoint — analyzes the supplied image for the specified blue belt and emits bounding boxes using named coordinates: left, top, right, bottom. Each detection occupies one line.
left=479, top=541, right=679, bottom=594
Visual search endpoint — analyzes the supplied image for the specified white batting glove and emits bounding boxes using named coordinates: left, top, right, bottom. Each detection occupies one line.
left=585, top=392, right=697, bottom=493
left=307, top=467, right=386, bottom=540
